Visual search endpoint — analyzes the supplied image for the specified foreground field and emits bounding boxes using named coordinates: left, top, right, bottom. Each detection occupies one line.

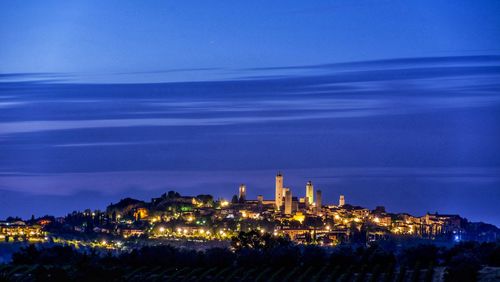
left=0, top=264, right=444, bottom=282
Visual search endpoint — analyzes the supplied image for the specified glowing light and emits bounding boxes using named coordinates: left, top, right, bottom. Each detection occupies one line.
left=293, top=212, right=305, bottom=223
left=159, top=227, right=165, bottom=233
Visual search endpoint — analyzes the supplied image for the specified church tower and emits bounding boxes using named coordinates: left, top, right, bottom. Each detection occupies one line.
left=238, top=184, right=246, bottom=202
left=306, top=181, right=314, bottom=206
left=275, top=172, right=283, bottom=210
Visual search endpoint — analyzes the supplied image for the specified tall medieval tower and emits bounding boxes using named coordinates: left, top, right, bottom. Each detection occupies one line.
left=275, top=172, right=283, bottom=210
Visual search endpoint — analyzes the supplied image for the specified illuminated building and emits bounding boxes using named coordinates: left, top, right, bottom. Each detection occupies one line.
left=284, top=190, right=292, bottom=215
left=372, top=215, right=391, bottom=226
left=134, top=208, right=149, bottom=221
left=315, top=190, right=322, bottom=214
left=257, top=195, right=263, bottom=204
left=339, top=195, right=345, bottom=206
left=275, top=172, right=283, bottom=210
left=121, top=228, right=145, bottom=237
left=278, top=227, right=312, bottom=241
left=283, top=187, right=290, bottom=195
left=306, top=181, right=314, bottom=206
left=0, top=222, right=45, bottom=241
left=238, top=184, right=247, bottom=202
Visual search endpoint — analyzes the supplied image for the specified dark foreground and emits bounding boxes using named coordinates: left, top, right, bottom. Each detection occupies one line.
left=0, top=232, right=499, bottom=281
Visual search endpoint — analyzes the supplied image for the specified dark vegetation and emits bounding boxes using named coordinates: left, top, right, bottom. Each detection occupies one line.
left=0, top=231, right=499, bottom=281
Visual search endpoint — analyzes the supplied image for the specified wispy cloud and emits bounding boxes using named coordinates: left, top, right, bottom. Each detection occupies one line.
left=0, top=72, right=70, bottom=83
left=0, top=55, right=499, bottom=135
left=244, top=55, right=500, bottom=71
left=0, top=113, right=368, bottom=135
left=51, top=141, right=188, bottom=147
left=0, top=95, right=498, bottom=135
left=0, top=101, right=27, bottom=108
left=0, top=167, right=499, bottom=196
left=114, top=67, right=221, bottom=75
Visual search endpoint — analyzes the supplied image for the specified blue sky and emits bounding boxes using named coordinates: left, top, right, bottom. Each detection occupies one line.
left=2, top=1, right=500, bottom=79
left=1, top=1, right=500, bottom=225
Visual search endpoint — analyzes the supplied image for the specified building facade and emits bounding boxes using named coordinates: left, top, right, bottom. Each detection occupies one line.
left=339, top=195, right=345, bottom=207
left=306, top=181, right=314, bottom=206
left=284, top=190, right=292, bottom=215
left=315, top=190, right=322, bottom=214
left=275, top=172, right=283, bottom=210
left=239, top=184, right=247, bottom=202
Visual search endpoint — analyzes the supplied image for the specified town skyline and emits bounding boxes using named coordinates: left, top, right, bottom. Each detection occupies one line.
left=1, top=1, right=500, bottom=230
left=2, top=170, right=497, bottom=230
left=3, top=170, right=498, bottom=255
left=1, top=166, right=500, bottom=226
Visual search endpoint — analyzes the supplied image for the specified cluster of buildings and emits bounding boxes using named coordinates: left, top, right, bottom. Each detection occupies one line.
left=233, top=172, right=475, bottom=243
left=1, top=172, right=497, bottom=246
left=0, top=219, right=47, bottom=242
left=273, top=171, right=324, bottom=215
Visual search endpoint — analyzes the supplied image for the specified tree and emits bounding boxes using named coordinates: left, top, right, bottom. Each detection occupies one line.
left=401, top=244, right=438, bottom=268
left=444, top=253, right=481, bottom=282
left=231, top=230, right=290, bottom=251
left=167, top=191, right=181, bottom=198
left=196, top=194, right=214, bottom=207
left=301, top=245, right=326, bottom=266
left=204, top=248, right=235, bottom=267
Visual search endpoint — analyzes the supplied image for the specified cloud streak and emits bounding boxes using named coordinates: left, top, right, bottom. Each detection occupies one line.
left=0, top=94, right=498, bottom=135
left=0, top=55, right=499, bottom=135
left=1, top=167, right=499, bottom=196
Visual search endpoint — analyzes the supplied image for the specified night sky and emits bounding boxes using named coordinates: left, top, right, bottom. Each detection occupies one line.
left=1, top=1, right=500, bottom=226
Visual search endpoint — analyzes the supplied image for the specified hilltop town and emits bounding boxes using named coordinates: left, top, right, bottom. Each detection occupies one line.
left=1, top=172, right=498, bottom=248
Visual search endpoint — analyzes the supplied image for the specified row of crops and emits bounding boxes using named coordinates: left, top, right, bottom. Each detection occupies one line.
left=0, top=264, right=438, bottom=282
